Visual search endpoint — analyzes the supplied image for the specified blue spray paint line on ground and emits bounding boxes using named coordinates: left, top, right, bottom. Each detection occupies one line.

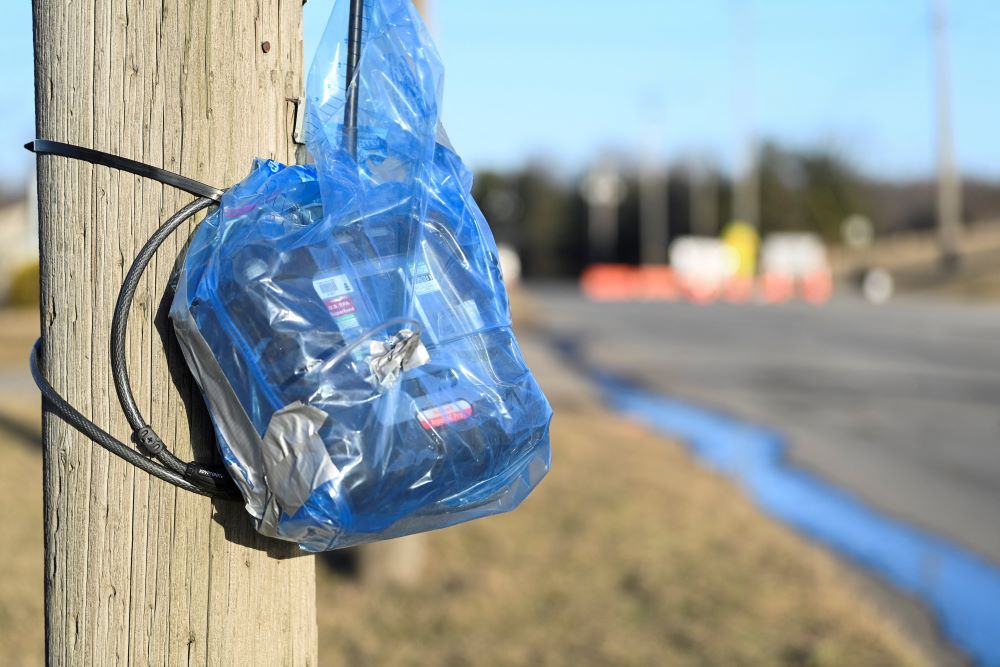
left=576, top=360, right=1000, bottom=666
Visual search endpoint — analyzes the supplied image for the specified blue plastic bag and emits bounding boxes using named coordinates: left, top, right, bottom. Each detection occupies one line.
left=170, top=0, right=552, bottom=551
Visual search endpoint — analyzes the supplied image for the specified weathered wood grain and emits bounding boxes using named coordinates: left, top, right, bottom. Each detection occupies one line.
left=32, top=1, right=316, bottom=664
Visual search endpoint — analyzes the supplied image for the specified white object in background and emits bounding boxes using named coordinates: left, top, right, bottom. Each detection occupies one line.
left=862, top=268, right=894, bottom=305
left=497, top=244, right=522, bottom=287
left=669, top=236, right=737, bottom=298
left=760, top=233, right=830, bottom=278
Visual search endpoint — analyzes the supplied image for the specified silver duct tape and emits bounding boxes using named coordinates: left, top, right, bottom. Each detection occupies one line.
left=260, top=402, right=338, bottom=516
left=368, top=328, right=430, bottom=387
left=172, top=285, right=345, bottom=543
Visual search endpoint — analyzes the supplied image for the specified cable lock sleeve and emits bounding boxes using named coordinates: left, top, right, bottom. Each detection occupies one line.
left=30, top=340, right=222, bottom=498
left=26, top=140, right=241, bottom=500
left=33, top=336, right=240, bottom=500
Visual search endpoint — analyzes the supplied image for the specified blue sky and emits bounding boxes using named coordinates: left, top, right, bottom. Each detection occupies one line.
left=2, top=1, right=998, bottom=183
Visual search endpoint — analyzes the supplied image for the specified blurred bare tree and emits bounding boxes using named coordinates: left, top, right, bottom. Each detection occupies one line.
left=471, top=143, right=1000, bottom=280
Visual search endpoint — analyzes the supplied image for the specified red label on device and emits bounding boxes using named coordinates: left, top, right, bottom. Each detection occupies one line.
left=325, top=296, right=357, bottom=318
left=417, top=400, right=474, bottom=430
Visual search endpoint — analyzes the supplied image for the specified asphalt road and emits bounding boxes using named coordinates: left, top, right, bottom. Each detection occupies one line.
left=534, top=286, right=1000, bottom=566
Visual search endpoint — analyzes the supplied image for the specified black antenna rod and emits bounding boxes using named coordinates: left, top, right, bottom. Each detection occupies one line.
left=343, top=0, right=366, bottom=159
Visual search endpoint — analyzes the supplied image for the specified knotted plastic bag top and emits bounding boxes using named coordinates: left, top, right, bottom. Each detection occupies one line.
left=170, top=0, right=552, bottom=552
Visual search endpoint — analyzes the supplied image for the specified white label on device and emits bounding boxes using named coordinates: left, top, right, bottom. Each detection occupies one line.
left=410, top=261, right=441, bottom=296
left=313, top=274, right=355, bottom=299
left=313, top=274, right=361, bottom=331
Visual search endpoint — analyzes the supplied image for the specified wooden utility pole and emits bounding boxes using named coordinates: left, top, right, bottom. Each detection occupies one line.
left=932, top=0, right=963, bottom=271
left=32, top=2, right=317, bottom=665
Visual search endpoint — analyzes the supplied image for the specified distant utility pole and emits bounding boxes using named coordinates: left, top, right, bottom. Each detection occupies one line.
left=731, top=0, right=760, bottom=230
left=583, top=161, right=625, bottom=264
left=691, top=157, right=719, bottom=237
left=32, top=1, right=317, bottom=664
left=639, top=114, right=669, bottom=265
left=932, top=0, right=963, bottom=271
left=639, top=164, right=669, bottom=264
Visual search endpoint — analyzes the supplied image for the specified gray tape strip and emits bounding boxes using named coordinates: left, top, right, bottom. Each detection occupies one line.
left=261, top=402, right=337, bottom=516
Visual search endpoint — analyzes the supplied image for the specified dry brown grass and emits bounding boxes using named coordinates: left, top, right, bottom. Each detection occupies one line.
left=315, top=400, right=929, bottom=667
left=0, top=308, right=39, bottom=367
left=0, top=396, right=45, bottom=667
left=0, top=308, right=931, bottom=666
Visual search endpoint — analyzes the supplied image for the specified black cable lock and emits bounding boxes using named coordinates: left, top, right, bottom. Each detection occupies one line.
left=27, top=140, right=240, bottom=500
